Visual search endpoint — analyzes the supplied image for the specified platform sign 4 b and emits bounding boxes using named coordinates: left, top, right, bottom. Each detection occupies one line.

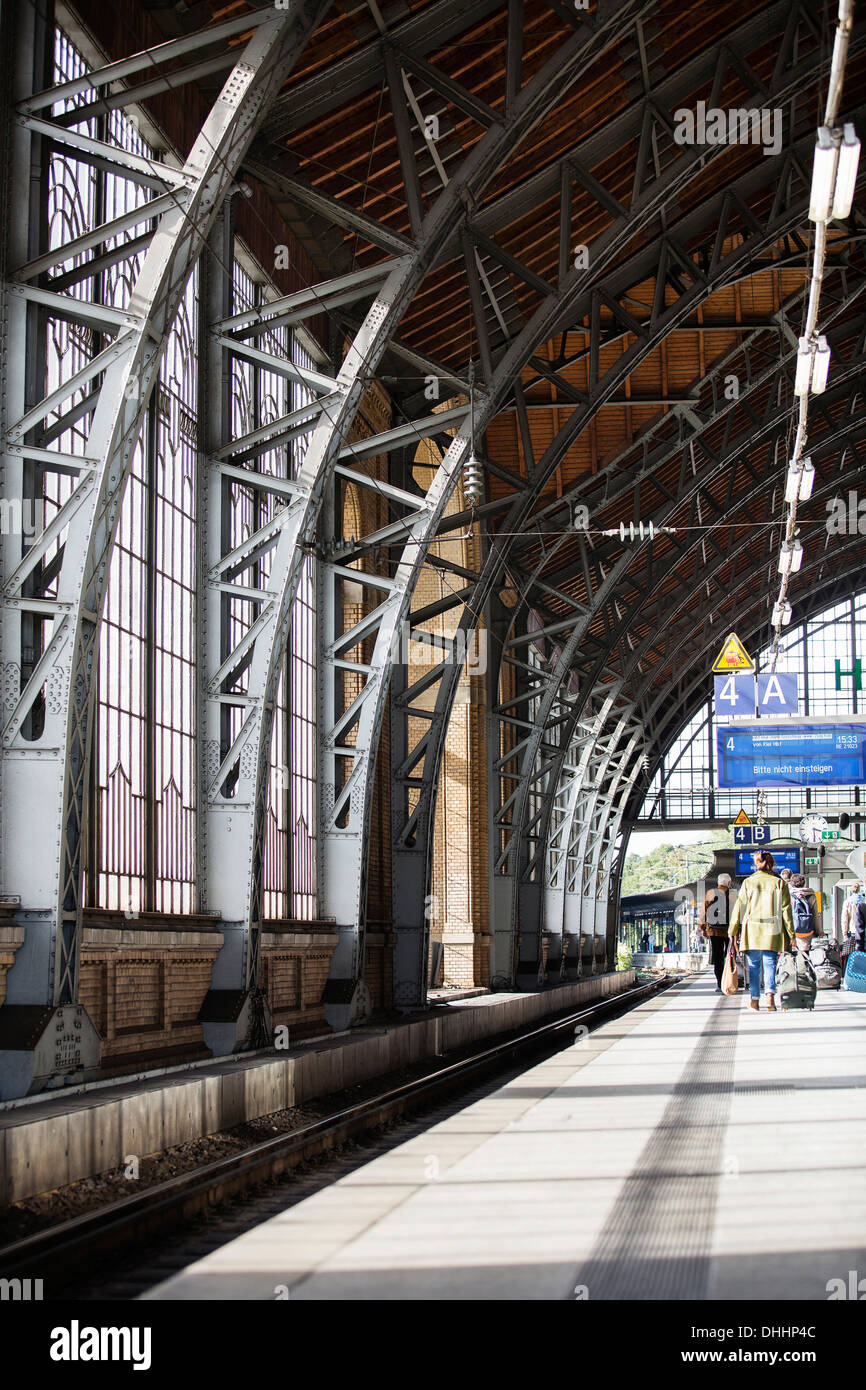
left=733, top=823, right=772, bottom=846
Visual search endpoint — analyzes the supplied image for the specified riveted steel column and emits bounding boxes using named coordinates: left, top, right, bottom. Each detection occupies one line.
left=0, top=7, right=329, bottom=1015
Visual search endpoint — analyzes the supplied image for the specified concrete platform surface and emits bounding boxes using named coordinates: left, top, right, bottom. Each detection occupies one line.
left=143, top=972, right=866, bottom=1301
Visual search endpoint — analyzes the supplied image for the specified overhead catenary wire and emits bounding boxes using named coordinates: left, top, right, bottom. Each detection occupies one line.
left=756, top=0, right=857, bottom=828
left=767, top=0, right=857, bottom=674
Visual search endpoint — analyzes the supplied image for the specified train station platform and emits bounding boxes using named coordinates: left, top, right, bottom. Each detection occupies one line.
left=0, top=969, right=631, bottom=1206
left=144, top=972, right=866, bottom=1301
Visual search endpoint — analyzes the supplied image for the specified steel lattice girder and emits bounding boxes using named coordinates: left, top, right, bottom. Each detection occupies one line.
left=511, top=313, right=866, bottom=683
left=591, top=769, right=649, bottom=939
left=488, top=314, right=866, bottom=958
left=581, top=746, right=640, bottom=927
left=535, top=429, right=866, bottom=937
left=383, top=7, right=845, bottom=1003
left=253, top=0, right=653, bottom=1016
left=387, top=128, right=862, bottom=997
left=0, top=0, right=640, bottom=1019
left=555, top=727, right=640, bottom=917
left=125, top=0, right=650, bottom=1026
left=587, top=407, right=866, bottom=757
left=260, top=0, right=509, bottom=142
left=553, top=722, right=642, bottom=898
left=508, top=312, right=866, bottom=898
left=488, top=197, right=866, bottom=887
left=487, top=283, right=866, bottom=919
left=543, top=714, right=643, bottom=974
left=518, top=370, right=866, bottom=932
left=326, top=0, right=839, bottom=956
left=0, top=4, right=332, bottom=1004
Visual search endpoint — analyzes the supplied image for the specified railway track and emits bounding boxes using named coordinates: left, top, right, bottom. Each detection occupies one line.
left=0, top=974, right=675, bottom=1297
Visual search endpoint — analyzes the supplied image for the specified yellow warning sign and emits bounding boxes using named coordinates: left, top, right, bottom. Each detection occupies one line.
left=734, top=808, right=751, bottom=826
left=711, top=632, right=754, bottom=673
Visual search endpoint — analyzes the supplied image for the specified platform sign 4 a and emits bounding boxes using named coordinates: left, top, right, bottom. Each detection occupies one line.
left=712, top=632, right=754, bottom=673
left=756, top=672, right=799, bottom=714
left=714, top=673, right=755, bottom=717
left=715, top=672, right=800, bottom=719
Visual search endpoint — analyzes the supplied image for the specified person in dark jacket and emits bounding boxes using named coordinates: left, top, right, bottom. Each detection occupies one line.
left=789, top=873, right=820, bottom=952
left=699, top=873, right=738, bottom=993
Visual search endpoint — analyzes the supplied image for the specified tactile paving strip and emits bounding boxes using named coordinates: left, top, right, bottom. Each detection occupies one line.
left=573, top=994, right=741, bottom=1300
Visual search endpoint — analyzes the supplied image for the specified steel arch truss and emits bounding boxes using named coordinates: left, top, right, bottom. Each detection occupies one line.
left=386, top=0, right=853, bottom=1003
left=391, top=136, right=865, bottom=993
left=263, top=0, right=654, bottom=1021
left=2, top=0, right=864, bottom=1036
left=525, top=343, right=866, bottom=951
left=0, top=3, right=331, bottom=1005
left=1, top=0, right=650, bottom=1029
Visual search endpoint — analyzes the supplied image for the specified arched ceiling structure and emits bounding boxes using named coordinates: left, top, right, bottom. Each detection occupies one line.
left=3, top=0, right=866, bottom=1017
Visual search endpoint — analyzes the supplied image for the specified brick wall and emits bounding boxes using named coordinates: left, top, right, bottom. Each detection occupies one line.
left=1, top=915, right=340, bottom=1075
left=79, top=915, right=223, bottom=1073
left=410, top=429, right=490, bottom=990
left=261, top=926, right=340, bottom=1038
left=363, top=930, right=396, bottom=1011
left=0, top=919, right=25, bottom=1008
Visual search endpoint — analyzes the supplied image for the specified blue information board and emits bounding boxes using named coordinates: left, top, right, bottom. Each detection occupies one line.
left=717, top=721, right=866, bottom=788
left=735, top=847, right=801, bottom=878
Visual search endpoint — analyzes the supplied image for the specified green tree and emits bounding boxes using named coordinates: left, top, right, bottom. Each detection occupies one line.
left=621, top=830, right=729, bottom=897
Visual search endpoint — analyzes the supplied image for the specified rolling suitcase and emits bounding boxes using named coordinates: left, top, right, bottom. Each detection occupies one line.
left=809, top=938, right=842, bottom=990
left=842, top=949, right=866, bottom=993
left=776, top=950, right=817, bottom=1011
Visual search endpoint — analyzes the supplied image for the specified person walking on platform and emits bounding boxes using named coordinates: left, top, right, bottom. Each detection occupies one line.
left=699, top=873, right=738, bottom=993
left=842, top=882, right=864, bottom=953
left=790, top=873, right=820, bottom=952
left=729, top=850, right=795, bottom=1012
left=850, top=896, right=866, bottom=955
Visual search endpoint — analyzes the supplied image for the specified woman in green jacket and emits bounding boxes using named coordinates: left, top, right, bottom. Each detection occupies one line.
left=729, top=850, right=795, bottom=1012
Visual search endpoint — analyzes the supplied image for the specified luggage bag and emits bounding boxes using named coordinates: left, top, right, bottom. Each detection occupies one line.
left=842, top=948, right=866, bottom=993
left=776, top=950, right=817, bottom=1011
left=721, top=939, right=739, bottom=994
left=809, top=937, right=842, bottom=990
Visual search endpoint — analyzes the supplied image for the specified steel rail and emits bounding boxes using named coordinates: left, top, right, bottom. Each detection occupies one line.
left=0, top=974, right=674, bottom=1284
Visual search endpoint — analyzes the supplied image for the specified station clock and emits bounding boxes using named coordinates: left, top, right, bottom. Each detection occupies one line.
left=798, top=812, right=829, bottom=844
